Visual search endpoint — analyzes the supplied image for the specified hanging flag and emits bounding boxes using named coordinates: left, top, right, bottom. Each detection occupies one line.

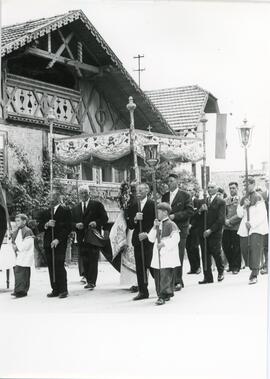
left=215, top=114, right=227, bottom=159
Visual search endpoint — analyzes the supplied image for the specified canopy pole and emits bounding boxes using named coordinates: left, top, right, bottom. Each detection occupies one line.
left=201, top=113, right=208, bottom=272
left=126, top=97, right=140, bottom=182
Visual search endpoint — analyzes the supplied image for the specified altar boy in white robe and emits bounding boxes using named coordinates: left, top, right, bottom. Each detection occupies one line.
left=139, top=202, right=180, bottom=305
left=11, top=214, right=34, bottom=298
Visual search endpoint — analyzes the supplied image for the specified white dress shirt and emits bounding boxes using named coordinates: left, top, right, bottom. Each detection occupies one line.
left=140, top=197, right=147, bottom=211
left=54, top=204, right=60, bottom=214
left=209, top=193, right=217, bottom=204
left=169, top=188, right=178, bottom=205
left=81, top=199, right=89, bottom=213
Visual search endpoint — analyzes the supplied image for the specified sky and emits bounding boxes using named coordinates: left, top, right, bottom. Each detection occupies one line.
left=2, top=0, right=270, bottom=172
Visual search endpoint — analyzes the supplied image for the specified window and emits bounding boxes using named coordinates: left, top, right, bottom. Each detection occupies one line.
left=101, top=166, right=112, bottom=182
left=114, top=168, right=125, bottom=183
left=81, top=162, right=93, bottom=181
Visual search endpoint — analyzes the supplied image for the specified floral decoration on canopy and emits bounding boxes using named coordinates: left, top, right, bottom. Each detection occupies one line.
left=54, top=129, right=203, bottom=165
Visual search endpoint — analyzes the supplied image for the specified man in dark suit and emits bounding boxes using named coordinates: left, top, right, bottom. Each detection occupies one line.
left=261, top=178, right=269, bottom=275
left=186, top=188, right=201, bottom=274
left=38, top=190, right=72, bottom=298
left=127, top=183, right=155, bottom=300
left=197, top=182, right=225, bottom=284
left=71, top=185, right=108, bottom=290
left=162, top=173, right=194, bottom=290
left=0, top=204, right=7, bottom=248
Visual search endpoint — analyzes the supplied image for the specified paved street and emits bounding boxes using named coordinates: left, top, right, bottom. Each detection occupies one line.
left=0, top=262, right=268, bottom=379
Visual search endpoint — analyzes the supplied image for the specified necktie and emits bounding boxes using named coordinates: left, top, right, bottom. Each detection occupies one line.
left=83, top=202, right=86, bottom=214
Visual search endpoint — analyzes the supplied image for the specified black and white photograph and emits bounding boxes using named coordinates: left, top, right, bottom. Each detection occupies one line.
left=0, top=1, right=269, bottom=378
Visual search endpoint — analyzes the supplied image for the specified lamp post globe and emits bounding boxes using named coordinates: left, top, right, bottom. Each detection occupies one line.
left=237, top=117, right=253, bottom=148
left=143, top=127, right=160, bottom=168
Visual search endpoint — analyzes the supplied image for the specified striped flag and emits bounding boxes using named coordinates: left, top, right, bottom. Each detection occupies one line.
left=215, top=114, right=227, bottom=159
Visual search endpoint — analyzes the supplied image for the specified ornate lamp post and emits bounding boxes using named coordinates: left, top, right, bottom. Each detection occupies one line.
left=237, top=118, right=253, bottom=189
left=47, top=107, right=56, bottom=283
left=237, top=118, right=254, bottom=261
left=143, top=127, right=162, bottom=259
left=143, top=127, right=160, bottom=215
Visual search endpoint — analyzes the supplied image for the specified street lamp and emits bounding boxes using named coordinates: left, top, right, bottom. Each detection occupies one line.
left=237, top=118, right=254, bottom=196
left=143, top=126, right=162, bottom=284
left=143, top=127, right=160, bottom=219
left=237, top=118, right=254, bottom=258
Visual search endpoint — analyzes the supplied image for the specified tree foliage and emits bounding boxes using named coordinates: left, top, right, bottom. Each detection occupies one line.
left=1, top=143, right=77, bottom=219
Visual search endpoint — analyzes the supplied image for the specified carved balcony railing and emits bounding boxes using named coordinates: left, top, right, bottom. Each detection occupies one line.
left=3, top=74, right=82, bottom=132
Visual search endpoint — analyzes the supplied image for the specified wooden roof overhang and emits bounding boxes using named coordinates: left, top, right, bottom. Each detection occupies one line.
left=2, top=10, right=175, bottom=136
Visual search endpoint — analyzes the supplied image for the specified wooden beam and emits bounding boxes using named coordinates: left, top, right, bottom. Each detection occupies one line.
left=57, top=30, right=82, bottom=78
left=26, top=47, right=100, bottom=74
left=47, top=32, right=74, bottom=69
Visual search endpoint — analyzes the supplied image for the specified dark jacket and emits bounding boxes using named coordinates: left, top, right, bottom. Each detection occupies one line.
left=162, top=189, right=194, bottom=237
left=196, top=195, right=226, bottom=235
left=0, top=204, right=7, bottom=248
left=71, top=200, right=108, bottom=244
left=224, top=196, right=241, bottom=231
left=189, top=197, right=201, bottom=229
left=262, top=191, right=269, bottom=218
left=38, top=205, right=72, bottom=249
left=127, top=198, right=155, bottom=247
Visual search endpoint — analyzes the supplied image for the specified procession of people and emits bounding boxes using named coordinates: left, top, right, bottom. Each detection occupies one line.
left=0, top=173, right=268, bottom=305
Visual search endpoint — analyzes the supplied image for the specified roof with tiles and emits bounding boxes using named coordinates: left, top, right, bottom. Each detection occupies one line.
left=146, top=86, right=218, bottom=131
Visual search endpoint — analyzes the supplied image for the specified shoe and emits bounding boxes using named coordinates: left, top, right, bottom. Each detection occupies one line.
left=199, top=279, right=213, bottom=284
left=164, top=296, right=171, bottom=301
left=174, top=284, right=182, bottom=292
left=155, top=298, right=165, bottom=305
left=15, top=293, right=27, bottom=298
left=218, top=274, right=224, bottom=282
left=47, top=292, right=59, bottom=298
left=129, top=285, right=139, bottom=293
left=260, top=268, right=268, bottom=275
left=80, top=277, right=87, bottom=284
left=59, top=291, right=68, bottom=298
left=11, top=292, right=16, bottom=296
left=84, top=283, right=96, bottom=290
left=232, top=270, right=239, bottom=275
left=249, top=276, right=258, bottom=285
left=196, top=268, right=201, bottom=274
left=133, top=293, right=149, bottom=301
left=187, top=270, right=196, bottom=275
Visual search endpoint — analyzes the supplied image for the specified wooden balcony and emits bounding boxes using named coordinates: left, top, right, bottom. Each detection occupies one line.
left=3, top=73, right=82, bottom=132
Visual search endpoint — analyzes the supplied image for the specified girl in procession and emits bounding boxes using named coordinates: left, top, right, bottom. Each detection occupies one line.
left=139, top=202, right=180, bottom=305
left=11, top=214, right=35, bottom=298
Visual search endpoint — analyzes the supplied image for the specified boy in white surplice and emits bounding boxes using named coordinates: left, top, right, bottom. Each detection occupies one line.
left=139, top=202, right=180, bottom=305
left=11, top=214, right=34, bottom=298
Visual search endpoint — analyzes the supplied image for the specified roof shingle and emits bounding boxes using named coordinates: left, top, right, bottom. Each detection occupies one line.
left=145, top=86, right=209, bottom=131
